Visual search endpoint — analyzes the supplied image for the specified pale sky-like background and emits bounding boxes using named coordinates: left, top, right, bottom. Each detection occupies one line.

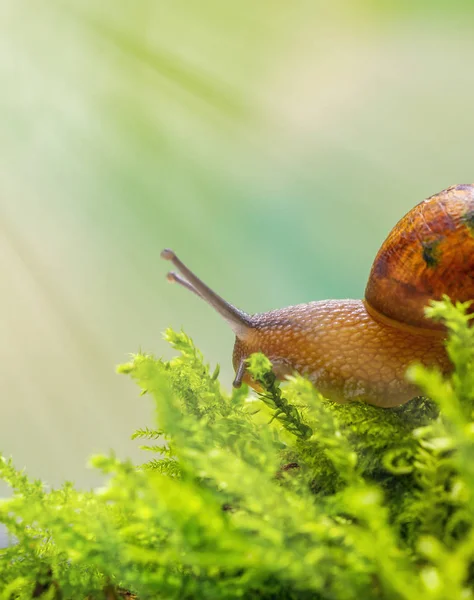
left=1, top=0, right=474, bottom=489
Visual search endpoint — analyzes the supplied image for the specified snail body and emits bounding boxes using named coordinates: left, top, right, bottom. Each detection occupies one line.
left=162, top=184, right=474, bottom=407
left=231, top=299, right=449, bottom=407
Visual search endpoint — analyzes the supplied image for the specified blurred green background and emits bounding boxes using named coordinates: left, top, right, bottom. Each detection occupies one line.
left=1, top=0, right=474, bottom=488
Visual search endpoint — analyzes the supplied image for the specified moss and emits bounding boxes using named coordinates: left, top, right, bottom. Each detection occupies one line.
left=1, top=298, right=474, bottom=598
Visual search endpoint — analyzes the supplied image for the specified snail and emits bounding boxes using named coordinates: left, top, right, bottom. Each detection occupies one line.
left=161, top=184, right=474, bottom=407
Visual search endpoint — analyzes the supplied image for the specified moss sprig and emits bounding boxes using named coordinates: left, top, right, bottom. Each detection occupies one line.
left=246, top=353, right=313, bottom=440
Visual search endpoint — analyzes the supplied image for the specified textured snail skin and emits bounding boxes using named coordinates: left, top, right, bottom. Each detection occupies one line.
left=233, top=299, right=450, bottom=407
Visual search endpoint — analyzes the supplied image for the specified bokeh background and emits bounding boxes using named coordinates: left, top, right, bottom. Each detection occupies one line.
left=1, top=0, right=474, bottom=489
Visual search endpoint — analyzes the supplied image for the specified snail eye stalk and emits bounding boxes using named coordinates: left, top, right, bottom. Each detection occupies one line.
left=160, top=249, right=253, bottom=338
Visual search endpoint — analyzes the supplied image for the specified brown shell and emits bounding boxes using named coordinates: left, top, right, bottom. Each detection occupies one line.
left=365, top=184, right=474, bottom=330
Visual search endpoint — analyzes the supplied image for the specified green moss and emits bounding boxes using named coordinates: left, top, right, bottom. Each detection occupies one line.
left=1, top=299, right=474, bottom=598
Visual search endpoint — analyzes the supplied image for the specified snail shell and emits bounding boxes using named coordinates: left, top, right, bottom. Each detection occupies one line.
left=365, top=184, right=474, bottom=329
